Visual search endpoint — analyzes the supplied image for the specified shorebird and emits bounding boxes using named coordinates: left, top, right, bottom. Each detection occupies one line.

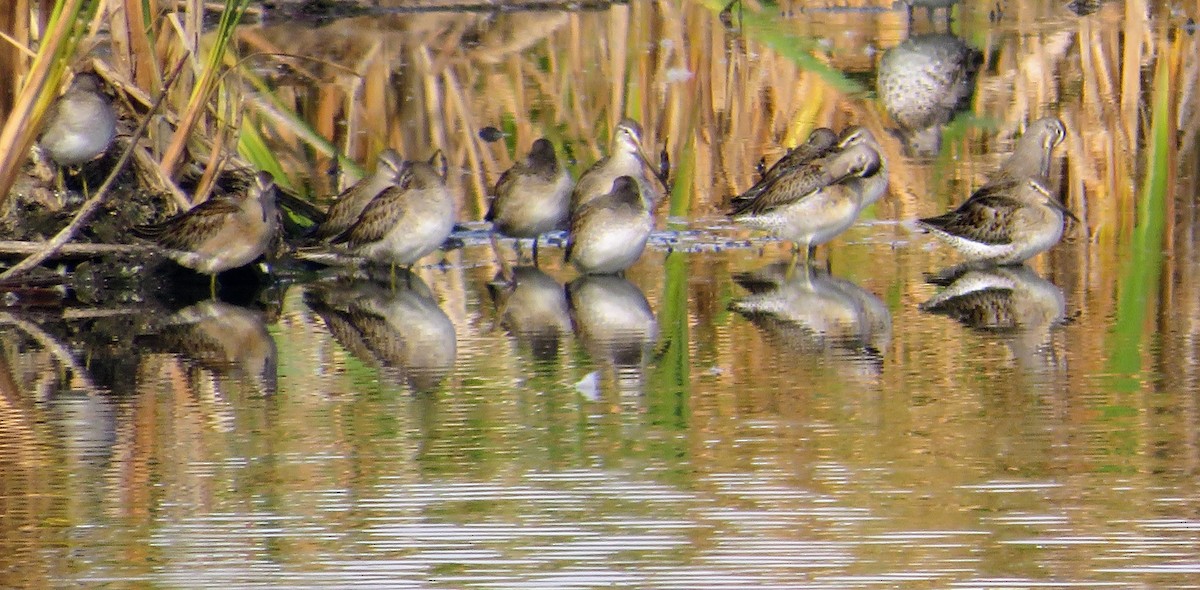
left=133, top=171, right=280, bottom=296
left=835, top=126, right=890, bottom=209
left=979, top=117, right=1067, bottom=195
left=565, top=176, right=652, bottom=275
left=918, top=176, right=1075, bottom=265
left=732, top=127, right=839, bottom=211
left=570, top=119, right=662, bottom=217
left=329, top=152, right=455, bottom=271
left=729, top=142, right=882, bottom=264
left=312, top=149, right=405, bottom=242
left=38, top=72, right=117, bottom=189
left=487, top=138, right=573, bottom=263
left=876, top=33, right=982, bottom=157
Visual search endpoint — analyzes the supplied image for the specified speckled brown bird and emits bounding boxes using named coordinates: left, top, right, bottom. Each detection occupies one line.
left=133, top=171, right=280, bottom=296
left=329, top=152, right=455, bottom=270
left=312, top=149, right=405, bottom=242
left=729, top=142, right=882, bottom=263
left=918, top=176, right=1075, bottom=265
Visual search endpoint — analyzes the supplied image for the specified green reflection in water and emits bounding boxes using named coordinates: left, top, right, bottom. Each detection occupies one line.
left=1107, top=49, right=1171, bottom=394
left=698, top=0, right=861, bottom=94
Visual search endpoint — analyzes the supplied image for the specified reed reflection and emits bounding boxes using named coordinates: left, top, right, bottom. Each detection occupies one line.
left=487, top=266, right=572, bottom=362
left=140, top=300, right=279, bottom=396
left=730, top=262, right=892, bottom=375
left=304, top=272, right=457, bottom=393
left=567, top=275, right=658, bottom=394
left=920, top=264, right=1069, bottom=371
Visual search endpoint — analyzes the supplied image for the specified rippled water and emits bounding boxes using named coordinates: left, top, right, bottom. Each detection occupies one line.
left=4, top=0, right=1200, bottom=588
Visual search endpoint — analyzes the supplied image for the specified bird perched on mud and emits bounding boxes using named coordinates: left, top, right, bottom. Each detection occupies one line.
left=487, top=138, right=573, bottom=264
left=133, top=171, right=280, bottom=296
left=38, top=72, right=117, bottom=175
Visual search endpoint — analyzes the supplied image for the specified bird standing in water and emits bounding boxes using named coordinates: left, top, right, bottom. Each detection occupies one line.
left=729, top=142, right=883, bottom=267
left=329, top=152, right=456, bottom=274
left=487, top=138, right=573, bottom=264
left=565, top=176, right=652, bottom=275
left=570, top=119, right=663, bottom=218
left=313, top=149, right=405, bottom=242
left=918, top=176, right=1075, bottom=265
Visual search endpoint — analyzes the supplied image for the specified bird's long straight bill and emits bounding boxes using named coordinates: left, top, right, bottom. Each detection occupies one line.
left=1048, top=197, right=1080, bottom=223
left=636, top=144, right=669, bottom=191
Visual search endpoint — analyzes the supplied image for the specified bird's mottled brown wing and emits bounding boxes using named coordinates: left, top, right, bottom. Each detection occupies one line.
left=760, top=129, right=839, bottom=182
left=730, top=164, right=839, bottom=216
left=487, top=167, right=518, bottom=222
left=919, top=195, right=1024, bottom=245
left=334, top=186, right=412, bottom=248
left=133, top=198, right=242, bottom=250
left=314, top=178, right=374, bottom=241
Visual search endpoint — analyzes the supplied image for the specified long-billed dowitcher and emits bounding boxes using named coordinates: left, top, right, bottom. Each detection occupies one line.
left=570, top=119, right=662, bottom=217
left=565, top=176, right=652, bottom=275
left=732, top=127, right=839, bottom=210
left=38, top=73, right=117, bottom=168
left=133, top=171, right=280, bottom=296
left=729, top=142, right=882, bottom=264
left=835, top=126, right=889, bottom=209
left=982, top=117, right=1067, bottom=192
left=330, top=152, right=455, bottom=270
left=487, top=138, right=573, bottom=263
left=312, top=149, right=405, bottom=241
left=876, top=33, right=982, bottom=157
left=918, top=176, right=1075, bottom=265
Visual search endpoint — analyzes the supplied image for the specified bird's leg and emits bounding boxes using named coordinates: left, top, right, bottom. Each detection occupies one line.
left=209, top=274, right=218, bottom=299
left=531, top=237, right=540, bottom=267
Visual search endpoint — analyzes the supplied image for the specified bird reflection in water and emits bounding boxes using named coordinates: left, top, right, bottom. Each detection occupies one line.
left=730, top=262, right=892, bottom=377
left=566, top=275, right=659, bottom=395
left=304, top=271, right=457, bottom=393
left=876, top=33, right=982, bottom=157
left=920, top=264, right=1069, bottom=372
left=141, top=300, right=279, bottom=397
left=487, top=266, right=572, bottom=362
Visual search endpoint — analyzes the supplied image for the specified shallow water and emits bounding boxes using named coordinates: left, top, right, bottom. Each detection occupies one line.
left=4, top=0, right=1200, bottom=588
